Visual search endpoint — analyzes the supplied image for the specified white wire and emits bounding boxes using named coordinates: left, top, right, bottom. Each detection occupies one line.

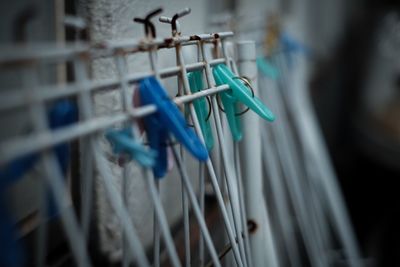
left=93, top=137, right=150, bottom=267
left=169, top=139, right=222, bottom=267
left=24, top=68, right=91, bottom=267
left=115, top=50, right=183, bottom=267
left=283, top=53, right=363, bottom=267
left=198, top=162, right=205, bottom=267
left=177, top=39, right=245, bottom=267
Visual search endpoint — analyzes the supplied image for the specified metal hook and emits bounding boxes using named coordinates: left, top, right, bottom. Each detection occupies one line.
left=133, top=7, right=163, bottom=38
left=217, top=76, right=255, bottom=116
left=159, top=7, right=191, bottom=36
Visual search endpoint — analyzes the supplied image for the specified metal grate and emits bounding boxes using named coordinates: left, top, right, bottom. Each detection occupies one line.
left=0, top=10, right=259, bottom=266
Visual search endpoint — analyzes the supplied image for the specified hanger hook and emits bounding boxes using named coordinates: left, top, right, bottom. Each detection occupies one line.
left=133, top=7, right=163, bottom=38
left=159, top=7, right=191, bottom=36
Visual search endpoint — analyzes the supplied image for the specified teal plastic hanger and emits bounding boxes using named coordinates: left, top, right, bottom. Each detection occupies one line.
left=106, top=127, right=157, bottom=167
left=187, top=71, right=214, bottom=151
left=212, top=64, right=275, bottom=141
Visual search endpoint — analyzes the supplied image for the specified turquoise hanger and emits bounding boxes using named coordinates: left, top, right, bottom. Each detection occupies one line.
left=106, top=127, right=157, bottom=167
left=212, top=64, right=275, bottom=141
left=187, top=71, right=214, bottom=151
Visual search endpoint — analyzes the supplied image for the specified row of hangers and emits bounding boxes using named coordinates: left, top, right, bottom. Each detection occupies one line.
left=0, top=7, right=276, bottom=267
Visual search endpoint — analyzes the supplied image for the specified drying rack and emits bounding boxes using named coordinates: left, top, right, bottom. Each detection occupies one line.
left=0, top=8, right=272, bottom=267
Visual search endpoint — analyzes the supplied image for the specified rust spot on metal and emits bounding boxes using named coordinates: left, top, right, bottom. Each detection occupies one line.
left=92, top=42, right=107, bottom=49
left=247, top=219, right=258, bottom=233
left=78, top=51, right=91, bottom=61
left=189, top=35, right=201, bottom=41
left=114, top=48, right=126, bottom=56
left=164, top=37, right=174, bottom=44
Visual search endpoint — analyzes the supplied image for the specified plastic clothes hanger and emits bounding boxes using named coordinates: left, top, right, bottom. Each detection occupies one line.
left=105, top=128, right=157, bottom=168
left=139, top=76, right=208, bottom=178
left=212, top=63, right=275, bottom=141
left=187, top=71, right=214, bottom=151
left=0, top=100, right=77, bottom=182
left=0, top=99, right=78, bottom=267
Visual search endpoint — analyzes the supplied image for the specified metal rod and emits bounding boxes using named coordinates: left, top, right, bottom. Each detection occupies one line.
left=0, top=32, right=234, bottom=65
left=73, top=58, right=95, bottom=244
left=114, top=54, right=134, bottom=267
left=259, top=60, right=327, bottom=267
left=181, top=154, right=191, bottom=267
left=280, top=52, right=363, bottom=267
left=143, top=170, right=182, bottom=267
left=274, top=51, right=333, bottom=251
left=220, top=39, right=252, bottom=267
left=258, top=75, right=302, bottom=267
left=122, top=167, right=131, bottom=267
left=159, top=12, right=193, bottom=264
left=233, top=143, right=253, bottom=267
left=173, top=36, right=245, bottom=267
left=24, top=68, right=91, bottom=267
left=153, top=179, right=161, bottom=267
left=236, top=40, right=281, bottom=267
left=0, top=58, right=226, bottom=111
left=145, top=32, right=162, bottom=267
left=115, top=48, right=182, bottom=267
left=273, top=52, right=334, bottom=261
left=93, top=138, right=150, bottom=267
left=42, top=151, right=92, bottom=267
left=0, top=84, right=230, bottom=164
left=169, top=141, right=222, bottom=267
left=198, top=162, right=205, bottom=267
left=198, top=40, right=245, bottom=267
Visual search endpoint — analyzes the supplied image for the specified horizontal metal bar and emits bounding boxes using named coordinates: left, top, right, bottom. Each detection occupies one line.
left=0, top=32, right=234, bottom=66
left=0, top=84, right=230, bottom=164
left=95, top=31, right=233, bottom=53
left=0, top=43, right=90, bottom=67
left=0, top=58, right=225, bottom=111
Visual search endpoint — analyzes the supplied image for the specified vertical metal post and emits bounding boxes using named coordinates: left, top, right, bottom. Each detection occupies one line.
left=236, top=40, right=279, bottom=267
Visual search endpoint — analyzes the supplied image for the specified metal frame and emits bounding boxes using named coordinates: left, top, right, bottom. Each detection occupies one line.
left=0, top=29, right=261, bottom=267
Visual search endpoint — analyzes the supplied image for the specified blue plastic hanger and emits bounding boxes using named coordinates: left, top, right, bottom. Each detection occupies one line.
left=0, top=100, right=78, bottom=267
left=105, top=127, right=157, bottom=167
left=139, top=77, right=208, bottom=178
left=0, top=100, right=77, bottom=185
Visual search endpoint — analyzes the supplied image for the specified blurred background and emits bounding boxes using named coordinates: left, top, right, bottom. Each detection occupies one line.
left=0, top=0, right=399, bottom=266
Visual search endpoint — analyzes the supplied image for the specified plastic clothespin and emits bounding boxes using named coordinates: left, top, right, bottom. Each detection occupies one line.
left=187, top=71, right=214, bottom=151
left=139, top=77, right=208, bottom=178
left=105, top=127, right=157, bottom=167
left=212, top=64, right=275, bottom=141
